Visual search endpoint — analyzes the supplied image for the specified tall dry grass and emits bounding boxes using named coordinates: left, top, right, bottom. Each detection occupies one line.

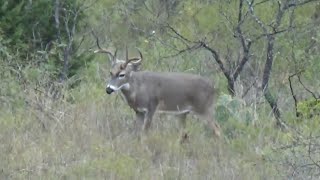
left=1, top=64, right=320, bottom=179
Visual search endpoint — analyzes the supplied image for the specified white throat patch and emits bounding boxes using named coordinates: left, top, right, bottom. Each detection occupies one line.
left=107, top=83, right=130, bottom=91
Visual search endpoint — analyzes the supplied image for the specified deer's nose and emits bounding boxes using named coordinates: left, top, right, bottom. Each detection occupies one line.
left=106, top=87, right=114, bottom=94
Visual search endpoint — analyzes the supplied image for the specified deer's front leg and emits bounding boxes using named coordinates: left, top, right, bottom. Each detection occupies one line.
left=143, top=106, right=156, bottom=131
left=135, top=111, right=145, bottom=132
left=177, top=112, right=188, bottom=129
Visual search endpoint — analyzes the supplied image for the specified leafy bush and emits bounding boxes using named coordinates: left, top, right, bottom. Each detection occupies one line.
left=297, top=99, right=320, bottom=119
left=216, top=94, right=255, bottom=125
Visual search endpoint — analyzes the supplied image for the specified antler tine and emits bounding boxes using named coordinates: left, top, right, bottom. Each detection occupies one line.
left=113, top=49, right=118, bottom=62
left=95, top=34, right=102, bottom=50
left=128, top=49, right=143, bottom=63
left=93, top=39, right=114, bottom=57
left=121, top=48, right=143, bottom=69
left=122, top=46, right=131, bottom=69
left=128, top=49, right=143, bottom=64
left=126, top=46, right=129, bottom=62
left=92, top=31, right=114, bottom=58
left=137, top=49, right=143, bottom=62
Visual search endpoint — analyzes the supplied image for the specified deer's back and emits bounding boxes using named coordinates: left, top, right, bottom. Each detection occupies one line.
left=131, top=71, right=215, bottom=113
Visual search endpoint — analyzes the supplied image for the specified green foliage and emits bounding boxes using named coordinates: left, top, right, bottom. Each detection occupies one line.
left=216, top=94, right=255, bottom=125
left=0, top=0, right=54, bottom=52
left=297, top=99, right=320, bottom=119
left=0, top=0, right=88, bottom=80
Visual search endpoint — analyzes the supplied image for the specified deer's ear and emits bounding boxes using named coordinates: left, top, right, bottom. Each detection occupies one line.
left=120, top=64, right=126, bottom=70
left=131, top=62, right=142, bottom=71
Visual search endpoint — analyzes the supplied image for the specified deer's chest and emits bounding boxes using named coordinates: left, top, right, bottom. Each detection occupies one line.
left=120, top=90, right=150, bottom=112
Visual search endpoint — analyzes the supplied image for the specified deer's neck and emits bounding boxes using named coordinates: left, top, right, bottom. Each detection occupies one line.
left=120, top=73, right=135, bottom=97
left=120, top=76, right=136, bottom=109
left=120, top=87, right=132, bottom=99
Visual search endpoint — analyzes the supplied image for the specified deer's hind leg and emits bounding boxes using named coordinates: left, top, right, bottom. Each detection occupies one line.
left=142, top=105, right=157, bottom=132
left=177, top=112, right=188, bottom=129
left=176, top=112, right=189, bottom=143
left=203, top=110, right=221, bottom=137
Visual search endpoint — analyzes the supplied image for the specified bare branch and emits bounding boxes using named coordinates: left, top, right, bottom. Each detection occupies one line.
left=284, top=0, right=319, bottom=10
left=233, top=51, right=251, bottom=79
left=236, top=0, right=248, bottom=49
left=201, top=42, right=232, bottom=82
left=288, top=70, right=304, bottom=117
left=71, top=9, right=80, bottom=43
left=59, top=1, right=96, bottom=81
left=308, top=133, right=320, bottom=169
left=74, top=34, right=86, bottom=53
left=253, top=0, right=273, bottom=7
left=159, top=42, right=203, bottom=59
left=167, top=32, right=190, bottom=47
left=238, top=0, right=244, bottom=23
left=246, top=0, right=268, bottom=34
left=233, top=0, right=253, bottom=80
left=54, top=0, right=61, bottom=43
left=297, top=74, right=319, bottom=100
left=252, top=28, right=292, bottom=42
left=165, top=24, right=193, bottom=44
left=143, top=1, right=157, bottom=17
left=241, top=78, right=257, bottom=98
left=247, top=0, right=287, bottom=123
left=154, top=35, right=180, bottom=50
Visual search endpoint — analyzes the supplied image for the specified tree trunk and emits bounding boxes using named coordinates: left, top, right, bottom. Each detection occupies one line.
left=60, top=47, right=70, bottom=82
left=262, top=35, right=283, bottom=128
left=54, top=0, right=61, bottom=43
left=227, top=78, right=235, bottom=97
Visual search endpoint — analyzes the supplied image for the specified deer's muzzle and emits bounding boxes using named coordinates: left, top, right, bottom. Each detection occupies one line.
left=106, top=87, right=114, bottom=94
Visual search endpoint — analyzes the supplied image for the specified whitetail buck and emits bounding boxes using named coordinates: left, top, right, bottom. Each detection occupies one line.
left=94, top=43, right=221, bottom=137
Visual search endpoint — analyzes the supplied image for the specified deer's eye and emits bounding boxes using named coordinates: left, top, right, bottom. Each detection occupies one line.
left=118, top=74, right=125, bottom=78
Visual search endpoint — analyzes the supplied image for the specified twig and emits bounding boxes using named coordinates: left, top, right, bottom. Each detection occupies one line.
left=159, top=42, right=202, bottom=59
left=284, top=0, right=319, bottom=10
left=288, top=69, right=304, bottom=117
left=201, top=42, right=232, bottom=82
left=297, top=74, right=319, bottom=100
left=242, top=78, right=257, bottom=98
left=308, top=132, right=320, bottom=169
left=165, top=24, right=193, bottom=43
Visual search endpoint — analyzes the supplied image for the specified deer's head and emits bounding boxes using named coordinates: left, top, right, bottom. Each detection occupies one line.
left=94, top=43, right=142, bottom=94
